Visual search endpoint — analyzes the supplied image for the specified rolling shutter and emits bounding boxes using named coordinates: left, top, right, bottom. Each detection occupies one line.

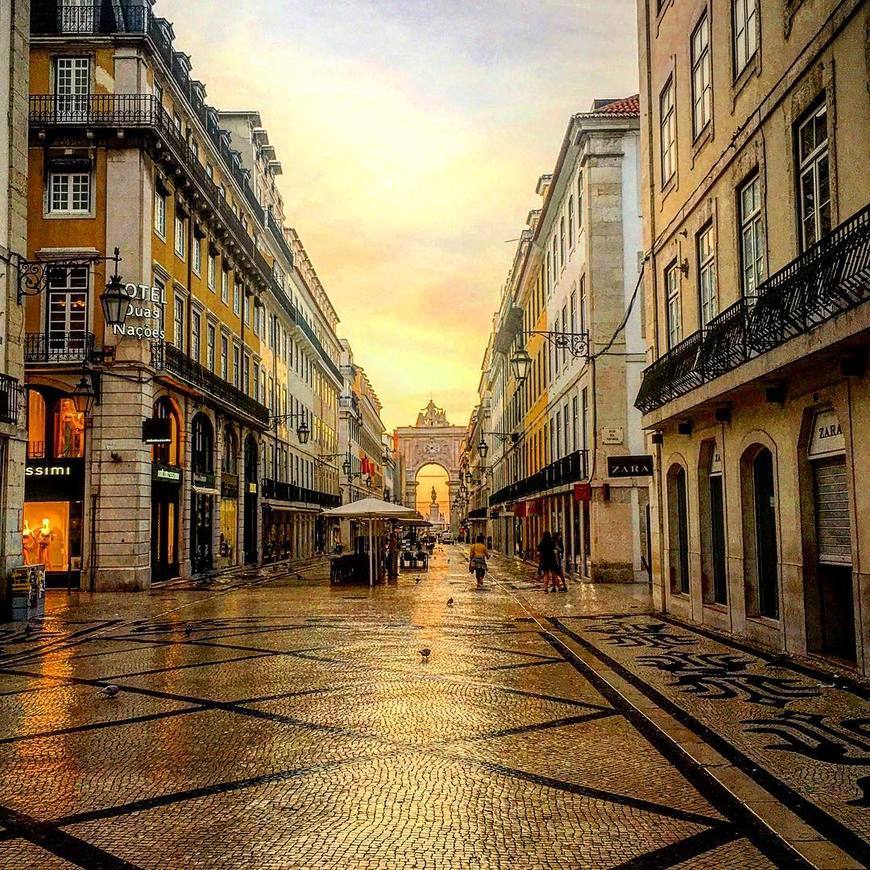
left=813, top=457, right=851, bottom=565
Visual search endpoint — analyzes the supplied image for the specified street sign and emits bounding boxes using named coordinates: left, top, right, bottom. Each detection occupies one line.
left=607, top=455, right=654, bottom=478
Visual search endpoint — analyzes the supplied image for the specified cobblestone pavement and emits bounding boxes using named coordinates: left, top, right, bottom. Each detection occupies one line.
left=0, top=547, right=862, bottom=868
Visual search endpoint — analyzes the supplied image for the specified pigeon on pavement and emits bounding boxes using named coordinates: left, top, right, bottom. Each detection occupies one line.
left=184, top=624, right=193, bottom=636
left=98, top=684, right=121, bottom=699
left=447, top=598, right=454, bottom=607
left=419, top=648, right=431, bottom=662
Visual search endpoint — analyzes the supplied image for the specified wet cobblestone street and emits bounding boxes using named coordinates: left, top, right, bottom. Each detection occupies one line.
left=0, top=547, right=867, bottom=868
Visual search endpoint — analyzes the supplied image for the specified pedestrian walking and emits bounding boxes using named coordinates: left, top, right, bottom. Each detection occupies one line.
left=537, top=531, right=559, bottom=593
left=468, top=534, right=488, bottom=589
left=553, top=532, right=568, bottom=592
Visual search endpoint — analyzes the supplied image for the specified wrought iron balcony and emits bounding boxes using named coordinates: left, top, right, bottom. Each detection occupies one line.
left=262, top=478, right=341, bottom=508
left=636, top=203, right=870, bottom=415
left=151, top=341, right=269, bottom=427
left=0, top=374, right=20, bottom=426
left=490, top=449, right=588, bottom=506
left=25, top=331, right=95, bottom=364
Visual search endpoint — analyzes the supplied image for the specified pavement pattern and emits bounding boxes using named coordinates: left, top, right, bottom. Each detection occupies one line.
left=0, top=546, right=865, bottom=868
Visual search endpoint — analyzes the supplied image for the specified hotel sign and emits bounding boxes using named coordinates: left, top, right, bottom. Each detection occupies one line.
left=111, top=284, right=167, bottom=341
left=607, top=455, right=654, bottom=478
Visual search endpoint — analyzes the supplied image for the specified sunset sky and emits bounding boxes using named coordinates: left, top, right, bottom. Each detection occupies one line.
left=159, top=0, right=638, bottom=432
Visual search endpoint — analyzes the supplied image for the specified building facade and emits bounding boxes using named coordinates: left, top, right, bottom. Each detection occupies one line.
left=25, top=0, right=343, bottom=590
left=636, top=0, right=870, bottom=670
left=0, top=0, right=29, bottom=603
left=482, top=97, right=647, bottom=581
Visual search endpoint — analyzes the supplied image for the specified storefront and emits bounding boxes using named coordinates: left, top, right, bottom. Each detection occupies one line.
left=24, top=389, right=86, bottom=588
left=806, top=409, right=855, bottom=662
left=219, top=426, right=239, bottom=567
left=243, top=434, right=258, bottom=565
left=150, top=398, right=182, bottom=582
left=190, top=413, right=215, bottom=574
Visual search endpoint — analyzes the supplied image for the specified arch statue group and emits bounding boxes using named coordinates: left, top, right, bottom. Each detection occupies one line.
left=394, top=401, right=465, bottom=536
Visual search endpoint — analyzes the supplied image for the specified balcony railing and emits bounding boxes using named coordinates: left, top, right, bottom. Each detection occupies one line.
left=0, top=374, right=20, bottom=426
left=490, top=449, right=588, bottom=506
left=25, top=331, right=95, bottom=364
left=636, top=204, right=870, bottom=414
left=262, top=478, right=341, bottom=508
left=151, top=341, right=269, bottom=427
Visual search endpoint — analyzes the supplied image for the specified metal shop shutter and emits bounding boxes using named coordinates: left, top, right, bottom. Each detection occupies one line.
left=813, top=456, right=852, bottom=565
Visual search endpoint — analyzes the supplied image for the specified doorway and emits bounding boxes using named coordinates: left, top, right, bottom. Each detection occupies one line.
left=244, top=435, right=258, bottom=564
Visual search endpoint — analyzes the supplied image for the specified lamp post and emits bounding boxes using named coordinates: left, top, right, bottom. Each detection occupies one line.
left=71, top=375, right=95, bottom=416
left=270, top=410, right=310, bottom=444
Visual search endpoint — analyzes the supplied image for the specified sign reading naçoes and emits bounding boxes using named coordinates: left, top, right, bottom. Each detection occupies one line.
left=111, top=283, right=167, bottom=341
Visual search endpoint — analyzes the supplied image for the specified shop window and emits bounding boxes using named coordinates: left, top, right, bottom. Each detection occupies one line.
left=667, top=464, right=690, bottom=594
left=23, top=502, right=81, bottom=573
left=741, top=445, right=779, bottom=619
left=192, top=413, right=214, bottom=474
left=152, top=397, right=181, bottom=466
left=53, top=398, right=85, bottom=458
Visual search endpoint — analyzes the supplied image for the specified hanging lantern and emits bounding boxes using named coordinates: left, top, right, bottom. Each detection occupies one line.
left=71, top=375, right=95, bottom=416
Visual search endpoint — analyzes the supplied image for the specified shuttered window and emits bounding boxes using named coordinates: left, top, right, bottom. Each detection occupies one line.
left=813, top=457, right=851, bottom=565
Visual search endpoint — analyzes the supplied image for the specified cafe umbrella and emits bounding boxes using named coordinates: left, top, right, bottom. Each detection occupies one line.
left=321, top=498, right=417, bottom=586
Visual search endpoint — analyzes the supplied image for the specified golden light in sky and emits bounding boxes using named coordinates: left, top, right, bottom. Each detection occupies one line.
left=157, top=0, right=638, bottom=431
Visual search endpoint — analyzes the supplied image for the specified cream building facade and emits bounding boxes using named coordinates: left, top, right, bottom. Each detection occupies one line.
left=637, top=0, right=870, bottom=670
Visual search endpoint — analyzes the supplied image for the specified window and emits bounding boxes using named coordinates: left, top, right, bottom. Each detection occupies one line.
left=739, top=173, right=765, bottom=294
left=191, top=414, right=214, bottom=475
left=206, top=323, right=216, bottom=372
left=220, top=334, right=228, bottom=381
left=665, top=262, right=681, bottom=348
left=568, top=197, right=575, bottom=248
left=154, top=190, right=166, bottom=237
left=206, top=163, right=213, bottom=180
left=173, top=112, right=182, bottom=133
left=552, top=237, right=558, bottom=279
left=733, top=0, right=758, bottom=76
left=47, top=266, right=88, bottom=353
left=243, top=354, right=250, bottom=396
left=660, top=77, right=676, bottom=185
left=174, top=213, right=185, bottom=259
left=233, top=280, right=241, bottom=316
left=173, top=296, right=185, bottom=352
left=571, top=396, right=578, bottom=452
left=555, top=411, right=562, bottom=457
left=559, top=217, right=566, bottom=267
left=220, top=267, right=230, bottom=304
left=577, top=172, right=584, bottom=231
left=191, top=311, right=201, bottom=361
left=797, top=102, right=831, bottom=250
left=743, top=446, right=779, bottom=619
left=691, top=13, right=711, bottom=137
left=697, top=224, right=718, bottom=325
left=207, top=249, right=216, bottom=289
left=232, top=345, right=240, bottom=389
left=563, top=403, right=569, bottom=457
left=579, top=275, right=588, bottom=335
left=55, top=57, right=89, bottom=117
left=151, top=397, right=179, bottom=466
left=48, top=171, right=90, bottom=214
left=192, top=236, right=201, bottom=275
left=581, top=388, right=589, bottom=451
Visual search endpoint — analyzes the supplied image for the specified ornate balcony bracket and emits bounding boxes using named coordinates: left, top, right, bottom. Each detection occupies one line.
left=17, top=250, right=122, bottom=305
left=524, top=330, right=590, bottom=358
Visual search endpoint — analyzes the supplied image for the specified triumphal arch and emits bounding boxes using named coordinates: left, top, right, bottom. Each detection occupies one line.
left=394, top=401, right=465, bottom=535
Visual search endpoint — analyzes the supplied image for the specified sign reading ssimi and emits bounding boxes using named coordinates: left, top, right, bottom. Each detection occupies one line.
left=607, top=455, right=654, bottom=478
left=111, top=284, right=167, bottom=341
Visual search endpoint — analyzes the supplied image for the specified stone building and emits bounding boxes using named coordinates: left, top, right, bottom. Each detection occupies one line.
left=24, top=0, right=343, bottom=589
left=636, top=0, right=870, bottom=669
left=0, top=0, right=29, bottom=600
left=483, top=97, right=647, bottom=581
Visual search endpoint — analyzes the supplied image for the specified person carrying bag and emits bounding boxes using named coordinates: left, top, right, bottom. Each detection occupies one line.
left=468, top=534, right=488, bottom=589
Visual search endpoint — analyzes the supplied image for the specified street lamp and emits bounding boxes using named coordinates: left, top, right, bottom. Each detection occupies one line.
left=477, top=438, right=488, bottom=459
left=383, top=487, right=390, bottom=501
left=71, top=375, right=95, bottom=416
left=342, top=456, right=352, bottom=477
left=365, top=474, right=373, bottom=489
left=510, top=347, right=533, bottom=384
left=296, top=416, right=310, bottom=445
left=99, top=249, right=129, bottom=330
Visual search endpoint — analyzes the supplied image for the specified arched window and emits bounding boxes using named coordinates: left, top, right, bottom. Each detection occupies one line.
left=222, top=426, right=238, bottom=475
left=742, top=445, right=779, bottom=619
left=192, top=413, right=214, bottom=475
left=667, top=464, right=690, bottom=595
left=152, top=397, right=181, bottom=466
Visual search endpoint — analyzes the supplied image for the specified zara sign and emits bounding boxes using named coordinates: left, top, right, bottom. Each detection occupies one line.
left=607, top=455, right=655, bottom=478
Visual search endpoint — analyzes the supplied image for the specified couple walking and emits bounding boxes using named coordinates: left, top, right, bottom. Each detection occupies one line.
left=538, top=531, right=568, bottom=593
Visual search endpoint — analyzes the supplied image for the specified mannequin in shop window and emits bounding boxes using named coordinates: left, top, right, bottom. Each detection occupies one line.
left=36, top=518, right=54, bottom=570
left=22, top=523, right=36, bottom=565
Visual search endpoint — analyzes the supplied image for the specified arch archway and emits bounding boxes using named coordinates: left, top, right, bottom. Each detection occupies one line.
left=415, top=462, right=451, bottom=530
left=190, top=412, right=215, bottom=574
left=394, top=401, right=465, bottom=535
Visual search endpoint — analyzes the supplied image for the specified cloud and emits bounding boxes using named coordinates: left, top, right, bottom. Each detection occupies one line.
left=157, top=0, right=638, bottom=430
